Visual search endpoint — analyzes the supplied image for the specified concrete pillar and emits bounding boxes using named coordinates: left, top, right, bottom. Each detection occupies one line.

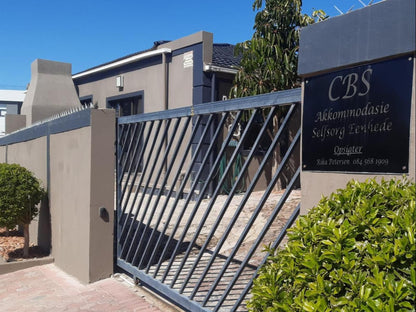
left=21, top=59, right=80, bottom=126
left=298, top=0, right=415, bottom=213
left=49, top=109, right=115, bottom=283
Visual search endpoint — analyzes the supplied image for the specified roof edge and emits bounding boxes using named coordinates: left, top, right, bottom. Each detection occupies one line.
left=72, top=48, right=171, bottom=80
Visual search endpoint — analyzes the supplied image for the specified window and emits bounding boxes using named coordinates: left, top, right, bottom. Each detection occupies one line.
left=107, top=92, right=143, bottom=117
left=107, top=92, right=144, bottom=171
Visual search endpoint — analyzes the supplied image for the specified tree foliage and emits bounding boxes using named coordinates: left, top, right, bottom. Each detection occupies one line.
left=248, top=178, right=416, bottom=311
left=0, top=163, right=45, bottom=257
left=230, top=0, right=326, bottom=97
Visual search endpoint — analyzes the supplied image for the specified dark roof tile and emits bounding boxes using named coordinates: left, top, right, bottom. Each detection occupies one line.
left=212, top=44, right=241, bottom=69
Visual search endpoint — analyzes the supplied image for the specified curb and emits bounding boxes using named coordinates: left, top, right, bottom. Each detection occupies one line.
left=0, top=256, right=54, bottom=275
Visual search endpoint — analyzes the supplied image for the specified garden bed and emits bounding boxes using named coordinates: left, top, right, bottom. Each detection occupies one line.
left=0, top=228, right=49, bottom=262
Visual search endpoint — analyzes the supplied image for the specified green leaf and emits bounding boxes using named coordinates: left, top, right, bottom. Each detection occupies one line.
left=247, top=177, right=415, bottom=312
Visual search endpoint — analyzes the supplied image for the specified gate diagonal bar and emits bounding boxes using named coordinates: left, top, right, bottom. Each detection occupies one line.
left=116, top=88, right=302, bottom=311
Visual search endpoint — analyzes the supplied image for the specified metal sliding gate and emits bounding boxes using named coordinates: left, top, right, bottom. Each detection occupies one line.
left=116, top=89, right=302, bottom=311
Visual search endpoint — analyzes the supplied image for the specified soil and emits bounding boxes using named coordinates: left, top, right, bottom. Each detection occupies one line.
left=0, top=228, right=49, bottom=262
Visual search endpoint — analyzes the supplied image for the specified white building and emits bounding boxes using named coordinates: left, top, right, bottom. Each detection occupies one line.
left=0, top=90, right=25, bottom=136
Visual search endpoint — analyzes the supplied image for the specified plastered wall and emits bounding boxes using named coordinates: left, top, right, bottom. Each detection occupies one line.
left=49, top=127, right=92, bottom=282
left=0, top=146, right=6, bottom=163
left=0, top=109, right=115, bottom=283
left=75, top=32, right=202, bottom=112
left=5, top=137, right=49, bottom=250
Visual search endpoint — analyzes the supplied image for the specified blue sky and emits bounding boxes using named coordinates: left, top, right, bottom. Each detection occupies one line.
left=0, top=0, right=381, bottom=90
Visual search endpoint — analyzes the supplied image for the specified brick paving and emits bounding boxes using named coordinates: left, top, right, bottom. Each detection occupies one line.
left=0, top=264, right=174, bottom=312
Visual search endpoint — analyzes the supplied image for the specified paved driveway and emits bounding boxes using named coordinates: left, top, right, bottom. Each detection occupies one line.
left=0, top=264, right=178, bottom=312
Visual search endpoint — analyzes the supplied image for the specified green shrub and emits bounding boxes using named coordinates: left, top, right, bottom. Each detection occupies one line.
left=0, top=163, right=45, bottom=257
left=248, top=178, right=416, bottom=311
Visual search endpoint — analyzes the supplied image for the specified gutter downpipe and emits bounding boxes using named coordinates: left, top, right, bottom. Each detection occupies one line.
left=163, top=52, right=169, bottom=174
left=205, top=64, right=240, bottom=196
left=209, top=72, right=216, bottom=196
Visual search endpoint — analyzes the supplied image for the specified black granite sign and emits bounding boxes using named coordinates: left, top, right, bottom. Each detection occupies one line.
left=302, top=55, right=413, bottom=173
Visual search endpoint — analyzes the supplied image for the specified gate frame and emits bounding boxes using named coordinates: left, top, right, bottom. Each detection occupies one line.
left=115, top=88, right=302, bottom=311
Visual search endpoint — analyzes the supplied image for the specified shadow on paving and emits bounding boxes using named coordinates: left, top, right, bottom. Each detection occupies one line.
left=118, top=214, right=191, bottom=269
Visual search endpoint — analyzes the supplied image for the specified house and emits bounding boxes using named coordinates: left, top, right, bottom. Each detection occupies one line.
left=71, top=31, right=241, bottom=196
left=72, top=31, right=240, bottom=115
left=0, top=90, right=25, bottom=136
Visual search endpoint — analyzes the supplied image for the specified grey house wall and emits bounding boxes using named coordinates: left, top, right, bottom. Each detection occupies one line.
left=298, top=0, right=416, bottom=213
left=73, top=31, right=218, bottom=111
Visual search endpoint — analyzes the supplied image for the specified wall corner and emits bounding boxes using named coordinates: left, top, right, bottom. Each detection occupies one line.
left=88, top=109, right=116, bottom=282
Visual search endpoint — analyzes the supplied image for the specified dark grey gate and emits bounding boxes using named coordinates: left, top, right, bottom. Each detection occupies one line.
left=116, top=89, right=302, bottom=311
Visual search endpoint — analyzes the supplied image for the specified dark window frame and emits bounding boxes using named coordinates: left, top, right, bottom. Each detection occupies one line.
left=79, top=95, right=93, bottom=108
left=106, top=91, right=144, bottom=117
